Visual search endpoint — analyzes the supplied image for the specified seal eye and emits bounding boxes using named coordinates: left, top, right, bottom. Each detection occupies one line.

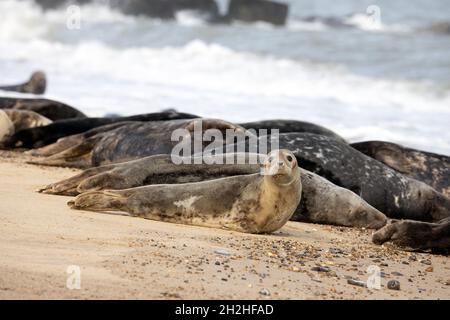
left=286, top=155, right=293, bottom=162
left=268, top=156, right=274, bottom=163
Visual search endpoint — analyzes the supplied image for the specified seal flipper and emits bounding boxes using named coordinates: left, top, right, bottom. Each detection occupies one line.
left=27, top=135, right=102, bottom=168
left=372, top=217, right=450, bottom=250
left=68, top=190, right=128, bottom=212
left=38, top=165, right=115, bottom=195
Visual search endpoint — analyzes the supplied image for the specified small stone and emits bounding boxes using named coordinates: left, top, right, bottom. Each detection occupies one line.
left=329, top=247, right=344, bottom=254
left=311, top=266, right=330, bottom=273
left=391, top=271, right=403, bottom=277
left=387, top=280, right=400, bottom=290
left=221, top=278, right=228, bottom=282
left=347, top=279, right=367, bottom=288
left=408, top=255, right=417, bottom=261
left=214, top=248, right=231, bottom=256
left=420, top=259, right=432, bottom=265
left=259, top=288, right=270, bottom=296
left=425, top=266, right=434, bottom=272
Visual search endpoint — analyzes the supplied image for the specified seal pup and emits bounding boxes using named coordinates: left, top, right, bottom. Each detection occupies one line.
left=0, top=97, right=86, bottom=121
left=239, top=120, right=346, bottom=143
left=0, top=110, right=14, bottom=144
left=68, top=150, right=303, bottom=234
left=351, top=141, right=450, bottom=197
left=373, top=217, right=450, bottom=251
left=40, top=153, right=386, bottom=230
left=0, top=71, right=47, bottom=95
left=3, top=111, right=199, bottom=149
left=28, top=119, right=253, bottom=168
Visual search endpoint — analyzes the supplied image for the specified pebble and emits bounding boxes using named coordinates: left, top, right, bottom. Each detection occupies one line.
left=214, top=248, right=231, bottom=256
left=347, top=279, right=367, bottom=288
left=420, top=259, right=432, bottom=265
left=259, top=288, right=271, bottom=296
left=391, top=271, right=403, bottom=277
left=387, top=280, right=401, bottom=290
left=311, top=266, right=330, bottom=273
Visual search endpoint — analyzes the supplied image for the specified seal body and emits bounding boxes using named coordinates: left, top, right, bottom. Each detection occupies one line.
left=68, top=150, right=302, bottom=234
left=4, top=111, right=199, bottom=149
left=263, top=133, right=450, bottom=222
left=240, top=120, right=346, bottom=143
left=0, top=97, right=86, bottom=121
left=41, top=152, right=386, bottom=230
left=352, top=141, right=450, bottom=197
left=29, top=119, right=253, bottom=168
left=0, top=71, right=47, bottom=94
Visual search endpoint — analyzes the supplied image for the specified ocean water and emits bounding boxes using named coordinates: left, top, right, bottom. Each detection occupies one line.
left=0, top=0, right=449, bottom=154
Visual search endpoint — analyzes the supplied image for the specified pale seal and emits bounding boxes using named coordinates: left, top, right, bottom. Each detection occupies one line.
left=68, top=150, right=303, bottom=234
left=3, top=109, right=52, bottom=132
left=0, top=110, right=14, bottom=144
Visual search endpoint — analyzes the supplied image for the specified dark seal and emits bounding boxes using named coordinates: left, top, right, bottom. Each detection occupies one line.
left=351, top=141, right=450, bottom=197
left=0, top=71, right=47, bottom=95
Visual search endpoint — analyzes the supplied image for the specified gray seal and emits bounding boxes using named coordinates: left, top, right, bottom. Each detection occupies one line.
left=351, top=141, right=450, bottom=197
left=68, top=150, right=303, bottom=234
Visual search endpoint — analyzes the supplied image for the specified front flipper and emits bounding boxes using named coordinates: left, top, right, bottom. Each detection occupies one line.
left=372, top=218, right=450, bottom=250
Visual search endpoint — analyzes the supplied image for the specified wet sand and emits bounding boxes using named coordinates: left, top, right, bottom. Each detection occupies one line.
left=0, top=150, right=449, bottom=299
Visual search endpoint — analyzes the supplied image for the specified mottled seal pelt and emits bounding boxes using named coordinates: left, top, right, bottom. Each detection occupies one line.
left=28, top=118, right=252, bottom=168
left=68, top=150, right=303, bottom=234
left=40, top=153, right=387, bottom=230
left=3, top=111, right=199, bottom=149
left=0, top=97, right=86, bottom=121
left=239, top=120, right=346, bottom=143
left=352, top=141, right=450, bottom=197
left=0, top=71, right=47, bottom=95
left=227, top=133, right=450, bottom=223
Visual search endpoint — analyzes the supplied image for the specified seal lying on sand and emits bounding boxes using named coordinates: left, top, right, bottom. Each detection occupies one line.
left=239, top=120, right=346, bottom=143
left=0, top=71, right=47, bottom=95
left=373, top=217, right=450, bottom=251
left=0, top=97, right=86, bottom=121
left=40, top=153, right=387, bottom=230
left=0, top=110, right=14, bottom=143
left=3, top=111, right=199, bottom=149
left=3, top=109, right=52, bottom=132
left=68, top=150, right=303, bottom=234
left=352, top=141, right=450, bottom=197
left=28, top=119, right=252, bottom=168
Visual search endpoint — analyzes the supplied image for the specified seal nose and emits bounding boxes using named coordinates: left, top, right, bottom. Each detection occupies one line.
left=278, top=161, right=284, bottom=167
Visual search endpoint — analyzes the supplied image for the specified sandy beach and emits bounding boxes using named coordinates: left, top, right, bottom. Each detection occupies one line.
left=0, top=150, right=448, bottom=300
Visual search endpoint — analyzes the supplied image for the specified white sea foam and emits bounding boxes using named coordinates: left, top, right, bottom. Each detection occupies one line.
left=0, top=0, right=449, bottom=154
